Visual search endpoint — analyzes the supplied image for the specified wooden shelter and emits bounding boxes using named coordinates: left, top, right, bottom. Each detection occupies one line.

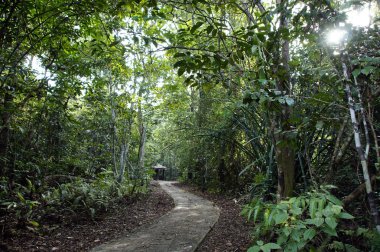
left=153, top=164, right=167, bottom=180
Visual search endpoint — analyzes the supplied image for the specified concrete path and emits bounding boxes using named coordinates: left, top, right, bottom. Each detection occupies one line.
left=92, top=181, right=220, bottom=252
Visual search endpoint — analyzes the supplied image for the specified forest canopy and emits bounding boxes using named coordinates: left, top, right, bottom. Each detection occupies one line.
left=1, top=0, right=380, bottom=251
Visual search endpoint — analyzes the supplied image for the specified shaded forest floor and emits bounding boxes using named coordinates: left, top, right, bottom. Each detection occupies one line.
left=1, top=181, right=174, bottom=252
left=173, top=183, right=253, bottom=252
left=2, top=181, right=253, bottom=252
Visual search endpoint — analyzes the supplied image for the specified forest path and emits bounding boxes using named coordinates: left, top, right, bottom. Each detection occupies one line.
left=92, top=181, right=220, bottom=252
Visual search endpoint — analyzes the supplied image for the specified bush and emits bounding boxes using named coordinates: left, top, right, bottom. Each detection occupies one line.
left=242, top=187, right=362, bottom=251
left=1, top=177, right=40, bottom=229
left=0, top=171, right=147, bottom=230
left=41, top=172, right=135, bottom=218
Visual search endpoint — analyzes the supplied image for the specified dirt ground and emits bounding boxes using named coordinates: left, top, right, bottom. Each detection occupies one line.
left=1, top=181, right=174, bottom=252
left=173, top=183, right=253, bottom=252
left=2, top=181, right=253, bottom=252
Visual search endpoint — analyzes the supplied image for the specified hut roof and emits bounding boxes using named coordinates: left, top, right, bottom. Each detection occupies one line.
left=153, top=164, right=167, bottom=169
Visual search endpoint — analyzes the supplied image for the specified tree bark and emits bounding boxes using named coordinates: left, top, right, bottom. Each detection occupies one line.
left=343, top=175, right=376, bottom=206
left=137, top=84, right=146, bottom=175
left=109, top=82, right=118, bottom=178
left=274, top=0, right=296, bottom=199
left=138, top=125, right=147, bottom=171
left=328, top=115, right=350, bottom=179
left=118, top=101, right=134, bottom=183
left=198, top=87, right=207, bottom=188
left=341, top=55, right=380, bottom=233
left=0, top=92, right=12, bottom=177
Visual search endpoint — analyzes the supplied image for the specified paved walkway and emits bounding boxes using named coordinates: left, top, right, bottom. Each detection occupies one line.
left=92, top=181, right=220, bottom=252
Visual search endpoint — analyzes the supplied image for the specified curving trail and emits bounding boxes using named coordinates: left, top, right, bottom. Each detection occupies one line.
left=92, top=181, right=220, bottom=252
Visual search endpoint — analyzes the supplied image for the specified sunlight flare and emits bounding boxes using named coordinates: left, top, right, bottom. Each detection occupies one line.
left=326, top=29, right=347, bottom=45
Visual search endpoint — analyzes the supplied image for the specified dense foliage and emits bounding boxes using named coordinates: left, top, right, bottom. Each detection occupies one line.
left=0, top=0, right=166, bottom=229
left=1, top=0, right=380, bottom=250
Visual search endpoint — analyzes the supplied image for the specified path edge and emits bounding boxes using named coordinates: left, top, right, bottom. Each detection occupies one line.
left=169, top=182, right=221, bottom=252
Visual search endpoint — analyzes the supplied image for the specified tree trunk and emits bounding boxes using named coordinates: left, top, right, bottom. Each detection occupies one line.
left=341, top=55, right=380, bottom=233
left=198, top=87, right=207, bottom=188
left=0, top=92, right=12, bottom=177
left=118, top=101, right=134, bottom=183
left=275, top=134, right=296, bottom=198
left=110, top=83, right=118, bottom=178
left=274, top=0, right=296, bottom=199
left=138, top=124, right=146, bottom=171
left=117, top=143, right=126, bottom=183
left=137, top=86, right=146, bottom=176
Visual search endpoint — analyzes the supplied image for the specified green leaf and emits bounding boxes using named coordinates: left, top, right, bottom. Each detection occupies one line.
left=361, top=66, right=376, bottom=75
left=178, top=67, right=186, bottom=76
left=291, top=230, right=302, bottom=242
left=277, top=234, right=288, bottom=245
left=360, top=57, right=380, bottom=64
left=257, top=240, right=264, bottom=246
left=295, top=223, right=306, bottom=229
left=325, top=217, right=337, bottom=229
left=345, top=244, right=361, bottom=252
left=315, top=121, right=324, bottom=130
left=259, top=69, right=266, bottom=80
left=248, top=246, right=261, bottom=252
left=352, top=68, right=361, bottom=77
left=206, top=25, right=214, bottom=34
left=109, top=40, right=120, bottom=47
left=328, top=241, right=344, bottom=250
left=305, top=217, right=324, bottom=227
left=322, top=226, right=338, bottom=236
left=283, top=226, right=291, bottom=237
left=253, top=205, right=261, bottom=222
left=278, top=97, right=285, bottom=104
left=326, top=194, right=342, bottom=206
left=290, top=205, right=302, bottom=216
left=284, top=242, right=298, bottom=252
left=297, top=241, right=307, bottom=250
left=17, top=192, right=25, bottom=202
left=303, top=228, right=316, bottom=240
left=190, top=22, right=204, bottom=33
left=173, top=52, right=186, bottom=58
left=28, top=220, right=40, bottom=227
left=338, top=213, right=355, bottom=220
left=356, top=227, right=368, bottom=236
left=322, top=207, right=333, bottom=217
left=261, top=243, right=281, bottom=252
left=251, top=45, right=258, bottom=54
left=274, top=212, right=288, bottom=224
left=173, top=60, right=185, bottom=68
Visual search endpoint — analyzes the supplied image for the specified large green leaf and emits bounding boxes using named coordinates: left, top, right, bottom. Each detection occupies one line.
left=190, top=22, right=204, bottom=34
left=274, top=211, right=289, bottom=224
left=261, top=243, right=281, bottom=252
left=303, top=228, right=316, bottom=240
left=325, top=217, right=337, bottom=229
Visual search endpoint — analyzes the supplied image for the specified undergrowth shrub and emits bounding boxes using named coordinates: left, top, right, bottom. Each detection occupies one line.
left=41, top=171, right=143, bottom=218
left=1, top=177, right=40, bottom=229
left=242, top=187, right=373, bottom=251
left=1, top=171, right=148, bottom=230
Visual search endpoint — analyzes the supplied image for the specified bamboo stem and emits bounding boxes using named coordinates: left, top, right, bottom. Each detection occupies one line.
left=341, top=54, right=380, bottom=233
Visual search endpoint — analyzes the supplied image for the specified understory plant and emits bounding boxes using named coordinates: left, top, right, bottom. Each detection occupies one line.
left=1, top=177, right=40, bottom=229
left=41, top=172, right=141, bottom=219
left=0, top=172, right=146, bottom=229
left=242, top=187, right=362, bottom=252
